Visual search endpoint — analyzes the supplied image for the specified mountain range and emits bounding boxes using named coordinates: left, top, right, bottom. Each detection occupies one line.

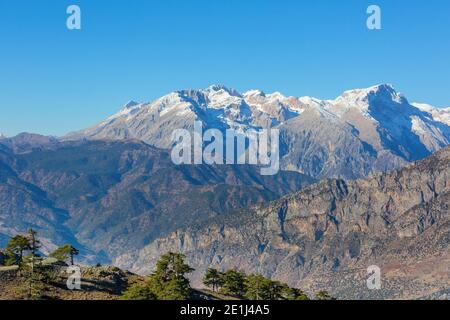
left=128, top=145, right=450, bottom=299
left=66, top=84, right=450, bottom=179
left=1, top=84, right=450, bottom=299
left=0, top=139, right=312, bottom=262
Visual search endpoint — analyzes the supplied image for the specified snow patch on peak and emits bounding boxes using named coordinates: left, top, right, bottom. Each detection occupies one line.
left=412, top=102, right=450, bottom=126
left=203, top=85, right=243, bottom=108
left=298, top=96, right=327, bottom=106
left=412, top=102, right=435, bottom=112
left=158, top=91, right=185, bottom=105
left=244, top=89, right=266, bottom=98
left=343, top=83, right=395, bottom=95
left=369, top=83, right=396, bottom=92
left=328, top=84, right=407, bottom=119
left=339, top=84, right=401, bottom=102
left=123, top=100, right=140, bottom=109
left=205, top=84, right=241, bottom=97
left=106, top=101, right=143, bottom=121
left=266, top=91, right=287, bottom=101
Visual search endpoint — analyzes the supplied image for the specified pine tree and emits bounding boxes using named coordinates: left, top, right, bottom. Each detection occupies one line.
left=315, top=290, right=336, bottom=300
left=220, top=269, right=246, bottom=297
left=149, top=252, right=194, bottom=300
left=202, top=268, right=223, bottom=292
left=282, top=287, right=310, bottom=300
left=122, top=252, right=194, bottom=300
left=23, top=229, right=43, bottom=299
left=50, top=244, right=79, bottom=265
left=245, top=274, right=271, bottom=300
left=27, top=229, right=41, bottom=257
left=266, top=280, right=285, bottom=300
left=6, top=235, right=30, bottom=264
left=122, top=283, right=156, bottom=300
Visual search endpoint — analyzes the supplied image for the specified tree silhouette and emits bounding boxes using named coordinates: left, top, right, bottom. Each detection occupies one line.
left=51, top=244, right=80, bottom=265
left=6, top=235, right=30, bottom=264
left=203, top=268, right=223, bottom=292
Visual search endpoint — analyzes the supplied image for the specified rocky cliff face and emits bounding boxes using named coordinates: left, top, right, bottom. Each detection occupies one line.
left=126, top=146, right=450, bottom=299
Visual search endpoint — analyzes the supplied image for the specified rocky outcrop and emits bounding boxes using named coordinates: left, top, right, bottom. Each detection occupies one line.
left=126, top=147, right=450, bottom=299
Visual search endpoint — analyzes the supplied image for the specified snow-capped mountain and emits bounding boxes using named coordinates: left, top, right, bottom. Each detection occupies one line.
left=412, top=103, right=450, bottom=126
left=65, top=84, right=307, bottom=145
left=65, top=84, right=450, bottom=179
left=321, top=84, right=450, bottom=159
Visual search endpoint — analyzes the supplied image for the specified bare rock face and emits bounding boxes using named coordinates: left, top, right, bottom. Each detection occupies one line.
left=127, top=147, right=450, bottom=299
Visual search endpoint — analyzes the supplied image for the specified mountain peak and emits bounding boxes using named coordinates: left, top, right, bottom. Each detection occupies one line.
left=207, top=84, right=228, bottom=91
left=266, top=91, right=287, bottom=100
left=371, top=83, right=396, bottom=91
left=123, top=100, right=140, bottom=109
left=65, top=83, right=450, bottom=161
left=205, top=84, right=241, bottom=97
left=370, top=83, right=401, bottom=98
left=337, top=83, right=405, bottom=107
left=244, top=89, right=266, bottom=97
left=342, top=83, right=396, bottom=97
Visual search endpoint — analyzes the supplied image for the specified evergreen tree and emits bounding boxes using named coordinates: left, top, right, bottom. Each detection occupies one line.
left=220, top=269, right=246, bottom=297
left=266, top=280, right=285, bottom=300
left=50, top=244, right=79, bottom=265
left=151, top=276, right=191, bottom=300
left=243, top=273, right=310, bottom=301
left=202, top=268, right=223, bottom=292
left=22, top=229, right=44, bottom=299
left=148, top=252, right=194, bottom=300
left=155, top=252, right=194, bottom=280
left=122, top=252, right=194, bottom=300
left=6, top=235, right=30, bottom=264
left=245, top=274, right=272, bottom=300
left=282, top=287, right=310, bottom=300
left=122, top=283, right=156, bottom=300
left=27, top=229, right=41, bottom=259
left=315, top=290, right=336, bottom=300
left=25, top=229, right=42, bottom=273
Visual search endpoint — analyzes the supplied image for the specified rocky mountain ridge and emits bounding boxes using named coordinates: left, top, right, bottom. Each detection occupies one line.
left=125, top=146, right=450, bottom=299
left=65, top=84, right=450, bottom=179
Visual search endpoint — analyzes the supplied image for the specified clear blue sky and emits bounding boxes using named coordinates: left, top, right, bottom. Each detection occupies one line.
left=1, top=0, right=449, bottom=136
